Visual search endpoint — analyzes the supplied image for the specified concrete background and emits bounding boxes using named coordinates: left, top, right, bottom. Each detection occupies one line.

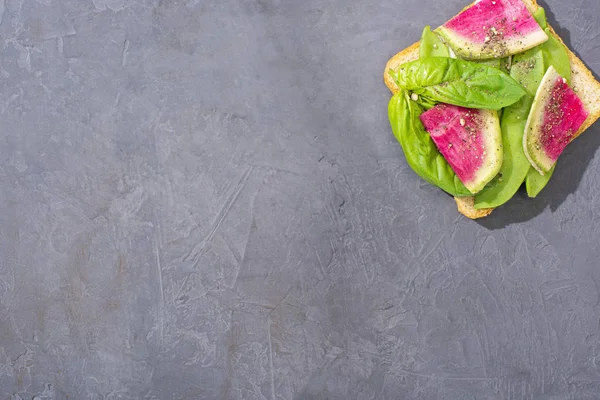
left=2, top=0, right=600, bottom=398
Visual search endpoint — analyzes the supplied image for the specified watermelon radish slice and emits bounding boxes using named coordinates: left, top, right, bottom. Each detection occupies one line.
left=437, top=0, right=548, bottom=60
left=523, top=66, right=589, bottom=174
left=420, top=104, right=503, bottom=194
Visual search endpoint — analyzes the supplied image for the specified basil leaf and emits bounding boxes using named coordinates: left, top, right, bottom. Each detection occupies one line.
left=532, top=8, right=548, bottom=29
left=475, top=47, right=545, bottom=209
left=542, top=36, right=571, bottom=83
left=526, top=164, right=555, bottom=197
left=534, top=8, right=571, bottom=83
left=413, top=93, right=437, bottom=110
left=475, top=58, right=501, bottom=70
left=390, top=57, right=526, bottom=110
left=420, top=26, right=449, bottom=58
left=388, top=91, right=472, bottom=197
left=418, top=27, right=447, bottom=110
left=525, top=8, right=570, bottom=197
left=474, top=58, right=510, bottom=76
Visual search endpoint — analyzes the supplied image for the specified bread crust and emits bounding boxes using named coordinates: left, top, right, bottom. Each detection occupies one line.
left=383, top=0, right=600, bottom=219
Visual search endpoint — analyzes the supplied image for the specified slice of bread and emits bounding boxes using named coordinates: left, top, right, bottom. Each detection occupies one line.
left=384, top=0, right=600, bottom=219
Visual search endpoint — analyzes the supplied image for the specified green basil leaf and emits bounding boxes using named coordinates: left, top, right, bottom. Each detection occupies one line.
left=542, top=36, right=571, bottom=83
left=533, top=7, right=570, bottom=82
left=475, top=47, right=545, bottom=209
left=532, top=8, right=548, bottom=29
left=390, top=57, right=526, bottom=110
left=418, top=27, right=447, bottom=110
left=388, top=91, right=472, bottom=197
left=420, top=26, right=450, bottom=58
left=475, top=58, right=502, bottom=71
left=475, top=57, right=510, bottom=75
left=525, top=7, right=570, bottom=197
left=526, top=164, right=555, bottom=197
left=413, top=93, right=437, bottom=110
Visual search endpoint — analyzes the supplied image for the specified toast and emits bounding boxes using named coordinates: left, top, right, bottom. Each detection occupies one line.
left=384, top=0, right=600, bottom=219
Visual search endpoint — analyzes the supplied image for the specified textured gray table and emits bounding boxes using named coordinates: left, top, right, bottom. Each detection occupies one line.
left=2, top=0, right=600, bottom=399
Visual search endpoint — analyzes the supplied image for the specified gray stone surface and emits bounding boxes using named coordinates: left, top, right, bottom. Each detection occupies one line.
left=1, top=0, right=600, bottom=398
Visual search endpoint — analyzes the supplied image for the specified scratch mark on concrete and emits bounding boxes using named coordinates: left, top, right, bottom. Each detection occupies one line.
left=11, top=348, right=33, bottom=368
left=0, top=0, right=5, bottom=28
left=185, top=165, right=254, bottom=265
left=237, top=300, right=275, bottom=310
left=222, top=235, right=242, bottom=264
left=420, top=233, right=445, bottom=264
left=267, top=320, right=276, bottom=400
left=153, top=207, right=165, bottom=343
left=240, top=193, right=256, bottom=263
left=477, top=269, right=502, bottom=310
left=173, top=272, right=194, bottom=303
left=250, top=162, right=306, bottom=176
left=306, top=238, right=328, bottom=280
left=222, top=310, right=235, bottom=399
left=121, top=39, right=129, bottom=67
left=449, top=215, right=463, bottom=239
left=475, top=333, right=489, bottom=378
left=56, top=36, right=63, bottom=55
left=397, top=369, right=490, bottom=381
left=270, top=285, right=294, bottom=315
left=375, top=373, right=388, bottom=400
left=348, top=246, right=371, bottom=283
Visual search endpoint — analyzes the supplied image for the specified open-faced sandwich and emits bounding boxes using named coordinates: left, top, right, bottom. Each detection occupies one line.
left=384, top=0, right=600, bottom=219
